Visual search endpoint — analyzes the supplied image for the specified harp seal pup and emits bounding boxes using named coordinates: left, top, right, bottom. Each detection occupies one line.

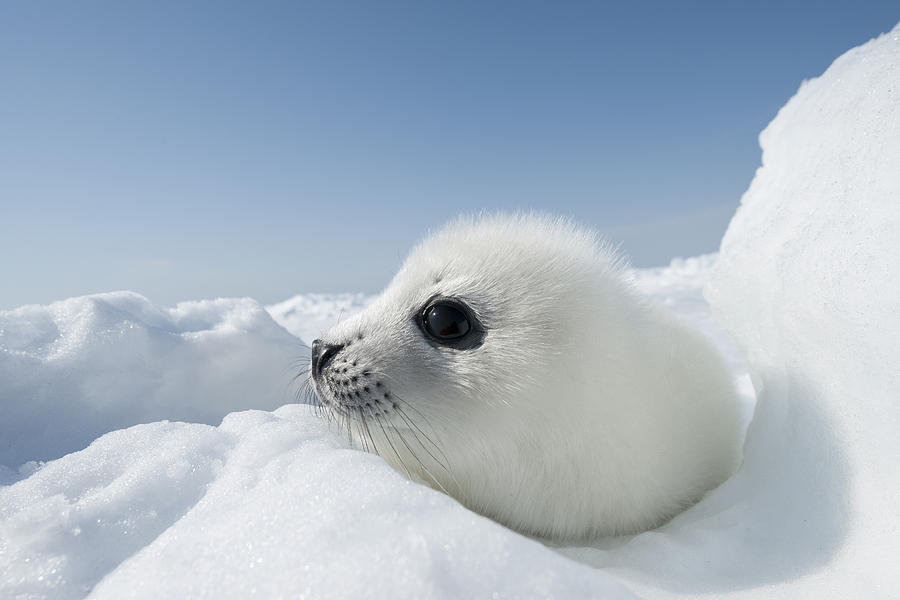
left=309, top=213, right=742, bottom=541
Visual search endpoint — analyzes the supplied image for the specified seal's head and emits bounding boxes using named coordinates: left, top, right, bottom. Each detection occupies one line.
left=309, top=213, right=741, bottom=541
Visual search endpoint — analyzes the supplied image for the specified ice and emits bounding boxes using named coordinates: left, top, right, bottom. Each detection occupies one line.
left=0, top=292, right=305, bottom=470
left=3, top=21, right=900, bottom=599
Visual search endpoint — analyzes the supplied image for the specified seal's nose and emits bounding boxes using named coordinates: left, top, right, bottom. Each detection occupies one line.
left=311, top=339, right=344, bottom=377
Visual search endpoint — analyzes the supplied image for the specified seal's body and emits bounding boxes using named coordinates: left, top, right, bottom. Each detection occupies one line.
left=309, top=214, right=741, bottom=540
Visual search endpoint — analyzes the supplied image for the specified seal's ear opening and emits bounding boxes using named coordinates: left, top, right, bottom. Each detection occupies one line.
left=416, top=296, right=486, bottom=350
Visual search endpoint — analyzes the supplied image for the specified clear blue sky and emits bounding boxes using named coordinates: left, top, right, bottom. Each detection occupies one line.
left=2, top=2, right=897, bottom=309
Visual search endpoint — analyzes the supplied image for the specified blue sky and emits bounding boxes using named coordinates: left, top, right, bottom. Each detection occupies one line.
left=1, top=2, right=898, bottom=308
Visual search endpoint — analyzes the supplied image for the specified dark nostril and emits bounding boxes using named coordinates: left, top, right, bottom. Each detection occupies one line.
left=311, top=339, right=344, bottom=377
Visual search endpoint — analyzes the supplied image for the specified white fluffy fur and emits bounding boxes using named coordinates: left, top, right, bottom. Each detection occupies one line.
left=311, top=213, right=742, bottom=541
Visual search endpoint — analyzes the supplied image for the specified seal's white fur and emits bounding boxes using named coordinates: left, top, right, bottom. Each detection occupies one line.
left=311, top=214, right=742, bottom=541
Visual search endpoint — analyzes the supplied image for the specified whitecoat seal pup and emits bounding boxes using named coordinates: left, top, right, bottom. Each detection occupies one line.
left=308, top=214, right=742, bottom=540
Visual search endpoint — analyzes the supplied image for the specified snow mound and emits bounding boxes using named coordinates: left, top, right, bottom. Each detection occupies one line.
left=0, top=292, right=305, bottom=472
left=1, top=406, right=635, bottom=600
left=632, top=253, right=718, bottom=290
left=266, top=293, right=372, bottom=344
left=704, top=22, right=900, bottom=596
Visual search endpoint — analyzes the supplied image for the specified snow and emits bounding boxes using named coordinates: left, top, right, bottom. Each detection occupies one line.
left=0, top=293, right=304, bottom=472
left=704, top=20, right=900, bottom=596
left=2, top=22, right=899, bottom=599
left=266, top=292, right=373, bottom=345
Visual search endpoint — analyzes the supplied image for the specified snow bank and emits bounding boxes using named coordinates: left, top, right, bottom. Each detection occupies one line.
left=0, top=292, right=305, bottom=472
left=703, top=22, right=900, bottom=596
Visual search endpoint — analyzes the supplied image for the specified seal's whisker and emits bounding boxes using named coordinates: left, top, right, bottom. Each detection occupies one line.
left=390, top=405, right=446, bottom=470
left=295, top=382, right=307, bottom=405
left=286, top=365, right=312, bottom=403
left=298, top=378, right=320, bottom=409
left=288, top=354, right=311, bottom=369
left=365, top=416, right=378, bottom=455
left=385, top=415, right=454, bottom=495
left=354, top=409, right=367, bottom=453
left=389, top=393, right=454, bottom=471
left=374, top=413, right=413, bottom=481
left=366, top=414, right=383, bottom=461
left=365, top=370, right=447, bottom=436
left=386, top=419, right=428, bottom=485
left=393, top=406, right=463, bottom=493
left=289, top=370, right=310, bottom=384
left=392, top=409, right=457, bottom=486
left=358, top=408, right=374, bottom=454
left=337, top=406, right=350, bottom=442
left=393, top=426, right=451, bottom=496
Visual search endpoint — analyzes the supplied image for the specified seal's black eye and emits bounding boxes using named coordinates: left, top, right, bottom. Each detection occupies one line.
left=417, top=297, right=485, bottom=350
left=422, top=303, right=470, bottom=340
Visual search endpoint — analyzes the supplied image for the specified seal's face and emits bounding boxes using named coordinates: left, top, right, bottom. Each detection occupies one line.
left=305, top=213, right=640, bottom=527
left=306, top=216, right=605, bottom=488
left=307, top=291, right=489, bottom=423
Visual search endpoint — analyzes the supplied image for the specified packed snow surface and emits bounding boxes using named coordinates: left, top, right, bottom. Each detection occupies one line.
left=3, top=22, right=900, bottom=599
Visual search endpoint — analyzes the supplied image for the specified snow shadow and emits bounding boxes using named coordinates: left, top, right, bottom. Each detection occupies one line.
left=561, top=370, right=850, bottom=593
